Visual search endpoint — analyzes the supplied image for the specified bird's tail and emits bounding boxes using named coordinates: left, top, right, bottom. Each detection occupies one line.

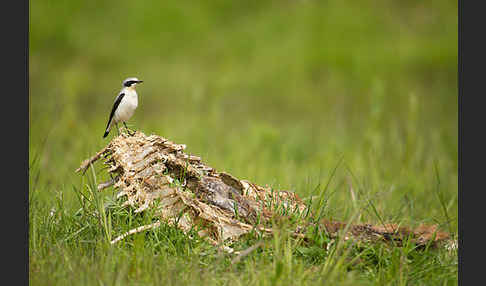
left=103, top=120, right=112, bottom=138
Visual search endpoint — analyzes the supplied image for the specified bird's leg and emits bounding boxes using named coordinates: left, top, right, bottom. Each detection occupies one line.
left=123, top=122, right=135, bottom=136
left=116, top=123, right=120, bottom=136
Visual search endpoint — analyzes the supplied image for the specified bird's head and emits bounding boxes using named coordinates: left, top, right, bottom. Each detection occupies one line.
left=122, top=77, right=144, bottom=89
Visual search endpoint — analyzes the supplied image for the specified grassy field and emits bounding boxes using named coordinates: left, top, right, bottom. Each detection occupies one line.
left=30, top=0, right=458, bottom=285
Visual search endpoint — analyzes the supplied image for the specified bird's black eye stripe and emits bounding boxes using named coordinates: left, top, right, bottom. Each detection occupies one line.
left=123, top=80, right=137, bottom=87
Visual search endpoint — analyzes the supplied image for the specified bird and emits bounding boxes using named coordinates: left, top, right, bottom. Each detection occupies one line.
left=103, top=77, right=144, bottom=138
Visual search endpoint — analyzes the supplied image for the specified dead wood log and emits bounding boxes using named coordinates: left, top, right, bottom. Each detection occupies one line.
left=76, top=131, right=456, bottom=251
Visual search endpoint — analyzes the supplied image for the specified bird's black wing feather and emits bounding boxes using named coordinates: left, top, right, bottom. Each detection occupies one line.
left=103, top=92, right=125, bottom=138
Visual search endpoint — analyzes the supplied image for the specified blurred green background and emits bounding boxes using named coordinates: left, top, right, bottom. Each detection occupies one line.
left=30, top=0, right=457, bottom=227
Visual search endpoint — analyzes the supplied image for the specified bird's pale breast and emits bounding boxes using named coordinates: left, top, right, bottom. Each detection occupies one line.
left=114, top=92, right=138, bottom=123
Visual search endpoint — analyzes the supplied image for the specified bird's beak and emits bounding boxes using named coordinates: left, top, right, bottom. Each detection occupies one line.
left=137, top=80, right=144, bottom=84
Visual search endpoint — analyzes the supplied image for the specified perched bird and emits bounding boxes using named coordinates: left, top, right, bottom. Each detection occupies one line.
left=103, top=77, right=144, bottom=138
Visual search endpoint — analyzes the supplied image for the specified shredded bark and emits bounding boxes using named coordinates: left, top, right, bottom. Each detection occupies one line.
left=76, top=131, right=455, bottom=251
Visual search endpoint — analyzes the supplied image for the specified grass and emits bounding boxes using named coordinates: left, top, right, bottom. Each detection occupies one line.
left=30, top=0, right=457, bottom=284
left=30, top=160, right=457, bottom=285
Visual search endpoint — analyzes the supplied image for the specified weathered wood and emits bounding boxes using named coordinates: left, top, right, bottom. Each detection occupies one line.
left=75, top=144, right=112, bottom=174
left=97, top=176, right=118, bottom=191
left=76, top=131, right=455, bottom=251
left=110, top=221, right=161, bottom=244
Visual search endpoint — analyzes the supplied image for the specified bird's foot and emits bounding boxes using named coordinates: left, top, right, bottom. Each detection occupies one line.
left=123, top=123, right=136, bottom=136
left=127, top=129, right=136, bottom=136
left=124, top=127, right=136, bottom=136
